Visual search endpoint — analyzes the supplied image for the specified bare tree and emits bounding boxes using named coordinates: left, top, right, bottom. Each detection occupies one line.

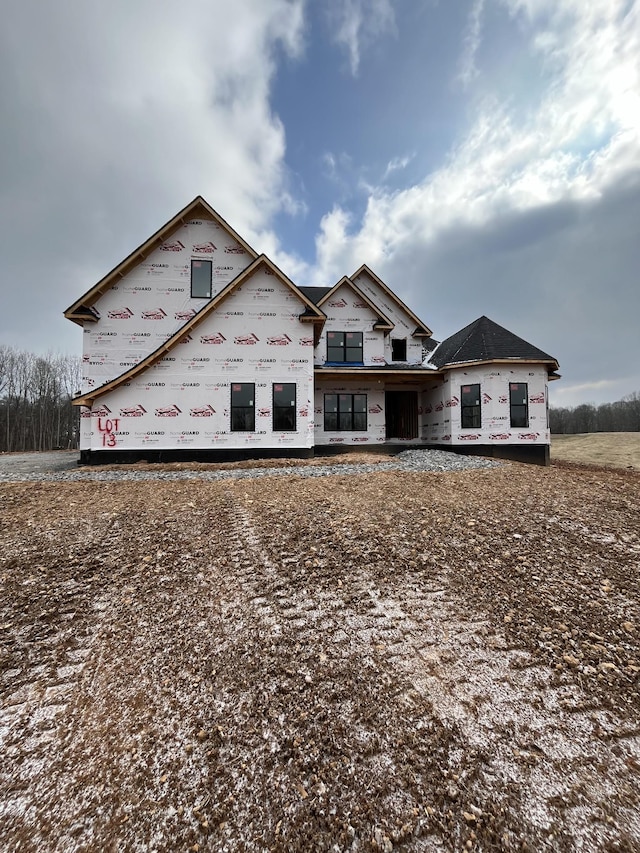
left=550, top=393, right=640, bottom=434
left=0, top=347, right=80, bottom=452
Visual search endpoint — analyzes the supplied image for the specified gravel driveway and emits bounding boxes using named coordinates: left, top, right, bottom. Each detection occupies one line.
left=0, top=451, right=80, bottom=475
left=0, top=449, right=500, bottom=482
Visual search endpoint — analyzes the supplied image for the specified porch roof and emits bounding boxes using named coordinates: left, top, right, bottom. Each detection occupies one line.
left=314, top=365, right=441, bottom=379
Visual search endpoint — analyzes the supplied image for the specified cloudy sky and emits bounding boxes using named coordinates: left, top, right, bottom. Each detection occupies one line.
left=1, top=0, right=638, bottom=407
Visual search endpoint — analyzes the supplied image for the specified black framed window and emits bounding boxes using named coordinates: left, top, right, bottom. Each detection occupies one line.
left=327, top=331, right=363, bottom=363
left=461, top=384, right=481, bottom=429
left=191, top=259, right=212, bottom=298
left=231, top=383, right=255, bottom=431
left=391, top=338, right=407, bottom=361
left=273, top=383, right=296, bottom=431
left=324, top=394, right=367, bottom=431
left=510, top=383, right=529, bottom=428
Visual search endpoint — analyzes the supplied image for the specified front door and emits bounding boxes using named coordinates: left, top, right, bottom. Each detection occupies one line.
left=385, top=391, right=418, bottom=439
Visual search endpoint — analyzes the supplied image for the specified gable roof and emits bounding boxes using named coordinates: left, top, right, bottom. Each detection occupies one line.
left=316, top=276, right=395, bottom=332
left=64, top=196, right=259, bottom=325
left=350, top=264, right=433, bottom=338
left=428, top=316, right=559, bottom=372
left=298, top=286, right=331, bottom=304
left=72, top=254, right=326, bottom=407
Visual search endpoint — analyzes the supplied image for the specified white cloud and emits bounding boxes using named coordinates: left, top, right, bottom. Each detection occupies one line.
left=326, top=0, right=396, bottom=75
left=0, top=0, right=307, bottom=352
left=457, top=0, right=485, bottom=88
left=383, top=154, right=414, bottom=180
left=305, top=0, right=640, bottom=402
left=0, top=0, right=306, bottom=232
left=313, top=0, right=640, bottom=280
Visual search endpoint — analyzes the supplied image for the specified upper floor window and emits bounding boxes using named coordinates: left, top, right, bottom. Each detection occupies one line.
left=231, top=383, right=255, bottom=431
left=391, top=339, right=407, bottom=361
left=327, top=331, right=363, bottom=363
left=191, top=259, right=212, bottom=298
left=273, top=383, right=296, bottom=431
left=510, top=383, right=529, bottom=428
left=461, top=384, right=481, bottom=429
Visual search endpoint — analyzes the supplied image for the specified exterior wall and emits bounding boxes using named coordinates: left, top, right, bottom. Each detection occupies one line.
left=351, top=270, right=423, bottom=364
left=81, top=269, right=314, bottom=452
left=314, top=284, right=386, bottom=367
left=420, top=378, right=453, bottom=445
left=81, top=218, right=251, bottom=393
left=423, top=365, right=550, bottom=447
left=314, top=380, right=386, bottom=446
left=314, top=379, right=438, bottom=447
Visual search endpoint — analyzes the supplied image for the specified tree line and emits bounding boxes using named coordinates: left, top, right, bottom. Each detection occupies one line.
left=550, top=393, right=640, bottom=434
left=0, top=346, right=81, bottom=452
left=1, top=343, right=639, bottom=450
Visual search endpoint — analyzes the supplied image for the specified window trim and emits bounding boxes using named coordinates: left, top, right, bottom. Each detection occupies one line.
left=326, top=331, right=363, bottom=364
left=460, top=383, right=481, bottom=429
left=324, top=393, right=367, bottom=432
left=509, top=382, right=529, bottom=428
left=191, top=259, right=212, bottom=299
left=230, top=383, right=255, bottom=432
left=273, top=383, right=296, bottom=432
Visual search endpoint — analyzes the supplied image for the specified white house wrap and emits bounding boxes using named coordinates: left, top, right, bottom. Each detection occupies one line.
left=66, top=196, right=560, bottom=465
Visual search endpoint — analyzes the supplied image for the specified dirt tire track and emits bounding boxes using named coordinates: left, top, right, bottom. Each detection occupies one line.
left=0, top=463, right=639, bottom=851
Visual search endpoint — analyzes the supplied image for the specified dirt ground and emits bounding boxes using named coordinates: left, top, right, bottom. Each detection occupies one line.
left=552, top=432, right=640, bottom=470
left=1, top=460, right=639, bottom=852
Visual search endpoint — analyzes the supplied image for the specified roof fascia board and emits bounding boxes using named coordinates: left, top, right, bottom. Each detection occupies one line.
left=439, top=357, right=560, bottom=372
left=73, top=254, right=325, bottom=407
left=350, top=264, right=433, bottom=338
left=64, top=196, right=259, bottom=318
left=315, top=367, right=442, bottom=378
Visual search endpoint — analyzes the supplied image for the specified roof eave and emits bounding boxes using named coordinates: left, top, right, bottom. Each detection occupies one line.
left=437, top=357, right=560, bottom=372
left=65, top=305, right=100, bottom=325
left=315, top=366, right=442, bottom=378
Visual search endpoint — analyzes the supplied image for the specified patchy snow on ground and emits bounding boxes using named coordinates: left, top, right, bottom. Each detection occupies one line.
left=1, top=461, right=639, bottom=851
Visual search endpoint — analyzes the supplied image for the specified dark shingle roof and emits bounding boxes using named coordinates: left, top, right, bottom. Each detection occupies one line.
left=299, top=286, right=331, bottom=304
left=429, top=316, right=558, bottom=369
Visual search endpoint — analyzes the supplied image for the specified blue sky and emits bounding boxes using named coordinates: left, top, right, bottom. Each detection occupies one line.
left=1, top=0, right=639, bottom=407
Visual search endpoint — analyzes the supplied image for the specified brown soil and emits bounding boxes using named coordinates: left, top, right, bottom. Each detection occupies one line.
left=91, top=450, right=395, bottom=472
left=552, top=432, right=640, bottom=470
left=1, top=461, right=639, bottom=851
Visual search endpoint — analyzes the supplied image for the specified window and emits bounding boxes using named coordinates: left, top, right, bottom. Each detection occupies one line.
left=510, top=383, right=529, bottom=428
left=461, top=384, right=481, bottom=429
left=191, top=259, right=212, bottom=298
left=324, top=394, right=367, bottom=431
left=273, top=383, right=296, bottom=431
left=231, top=383, right=255, bottom=431
left=327, top=331, right=363, bottom=363
left=391, top=338, right=407, bottom=361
